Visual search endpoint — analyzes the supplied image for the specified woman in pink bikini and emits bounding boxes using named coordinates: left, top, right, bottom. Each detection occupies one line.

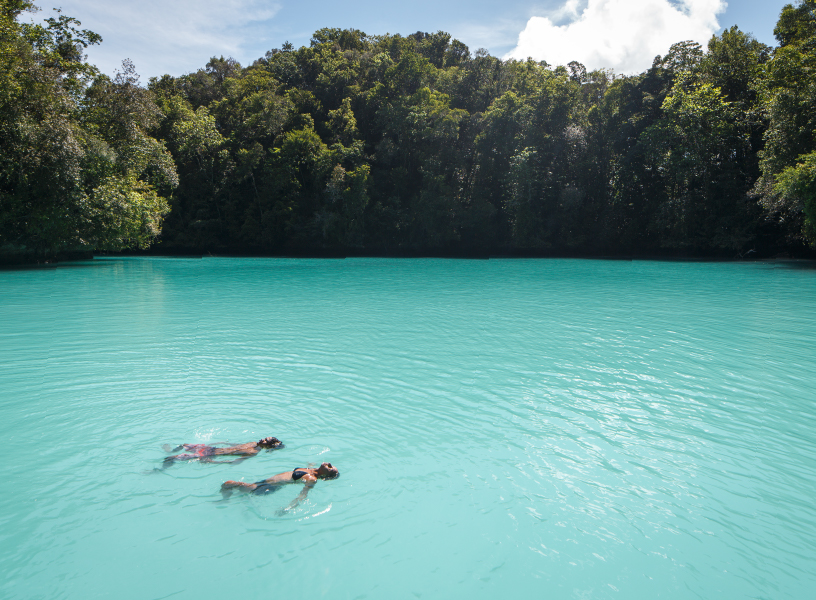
left=162, top=436, right=284, bottom=468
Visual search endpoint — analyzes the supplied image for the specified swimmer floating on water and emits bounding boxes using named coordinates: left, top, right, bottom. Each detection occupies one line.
left=162, top=436, right=284, bottom=468
left=221, top=462, right=339, bottom=514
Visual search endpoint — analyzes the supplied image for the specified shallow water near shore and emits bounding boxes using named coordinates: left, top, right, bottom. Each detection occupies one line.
left=1, top=257, right=815, bottom=599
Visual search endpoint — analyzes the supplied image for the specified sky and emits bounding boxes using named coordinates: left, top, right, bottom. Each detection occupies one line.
left=27, top=0, right=792, bottom=79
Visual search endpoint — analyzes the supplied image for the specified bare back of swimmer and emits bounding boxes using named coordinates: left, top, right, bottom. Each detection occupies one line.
left=162, top=436, right=283, bottom=468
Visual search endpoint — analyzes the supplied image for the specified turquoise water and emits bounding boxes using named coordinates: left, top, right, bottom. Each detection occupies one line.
left=1, top=257, right=815, bottom=599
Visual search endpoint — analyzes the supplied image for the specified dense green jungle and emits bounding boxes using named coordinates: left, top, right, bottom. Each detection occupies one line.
left=2, top=0, right=816, bottom=262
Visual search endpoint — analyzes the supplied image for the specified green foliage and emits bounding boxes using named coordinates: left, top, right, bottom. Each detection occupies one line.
left=5, top=3, right=816, bottom=259
left=753, top=0, right=816, bottom=245
left=774, top=151, right=816, bottom=239
left=84, top=175, right=170, bottom=250
left=0, top=2, right=174, bottom=258
left=327, top=97, right=358, bottom=144
left=642, top=74, right=751, bottom=248
left=774, top=0, right=816, bottom=46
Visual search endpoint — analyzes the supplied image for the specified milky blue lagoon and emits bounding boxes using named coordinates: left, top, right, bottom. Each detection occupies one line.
left=1, top=257, right=815, bottom=599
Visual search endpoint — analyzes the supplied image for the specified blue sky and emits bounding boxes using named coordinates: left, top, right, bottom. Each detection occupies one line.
left=29, top=0, right=791, bottom=79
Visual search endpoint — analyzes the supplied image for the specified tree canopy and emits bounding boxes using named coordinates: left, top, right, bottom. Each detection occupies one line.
left=4, top=1, right=816, bottom=261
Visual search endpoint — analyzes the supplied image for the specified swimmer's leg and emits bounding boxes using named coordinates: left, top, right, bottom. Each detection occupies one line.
left=220, top=480, right=258, bottom=500
left=162, top=453, right=198, bottom=468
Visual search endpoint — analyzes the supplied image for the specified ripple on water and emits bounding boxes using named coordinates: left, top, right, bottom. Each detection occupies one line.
left=1, top=258, right=815, bottom=599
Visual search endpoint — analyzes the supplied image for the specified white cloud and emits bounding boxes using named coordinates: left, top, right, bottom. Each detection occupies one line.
left=505, top=0, right=726, bottom=73
left=551, top=0, right=582, bottom=22
left=28, top=1, right=281, bottom=78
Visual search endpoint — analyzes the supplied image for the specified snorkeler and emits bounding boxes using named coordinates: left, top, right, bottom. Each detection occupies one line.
left=220, top=462, right=339, bottom=512
left=161, top=436, right=284, bottom=468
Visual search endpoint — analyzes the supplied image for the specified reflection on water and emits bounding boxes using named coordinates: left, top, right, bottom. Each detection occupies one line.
left=1, top=257, right=815, bottom=599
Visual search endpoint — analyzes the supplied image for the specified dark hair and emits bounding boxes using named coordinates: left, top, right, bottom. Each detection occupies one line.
left=258, top=436, right=282, bottom=447
left=320, top=463, right=339, bottom=479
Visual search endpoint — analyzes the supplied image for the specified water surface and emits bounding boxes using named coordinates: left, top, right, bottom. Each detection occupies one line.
left=1, top=257, right=815, bottom=599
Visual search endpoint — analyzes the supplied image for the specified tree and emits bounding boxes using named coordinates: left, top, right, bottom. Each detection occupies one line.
left=774, top=152, right=816, bottom=240
left=1, top=3, right=174, bottom=257
left=753, top=0, right=816, bottom=245
left=642, top=73, right=753, bottom=249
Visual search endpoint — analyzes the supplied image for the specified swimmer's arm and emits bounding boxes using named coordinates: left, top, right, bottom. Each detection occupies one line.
left=208, top=441, right=246, bottom=449
left=214, top=444, right=259, bottom=456
left=278, top=476, right=316, bottom=515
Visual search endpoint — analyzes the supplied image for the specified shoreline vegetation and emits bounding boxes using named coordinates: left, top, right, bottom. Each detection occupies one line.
left=2, top=1, right=816, bottom=264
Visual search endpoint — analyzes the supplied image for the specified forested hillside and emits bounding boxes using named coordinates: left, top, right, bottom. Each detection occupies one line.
left=2, top=0, right=816, bottom=261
